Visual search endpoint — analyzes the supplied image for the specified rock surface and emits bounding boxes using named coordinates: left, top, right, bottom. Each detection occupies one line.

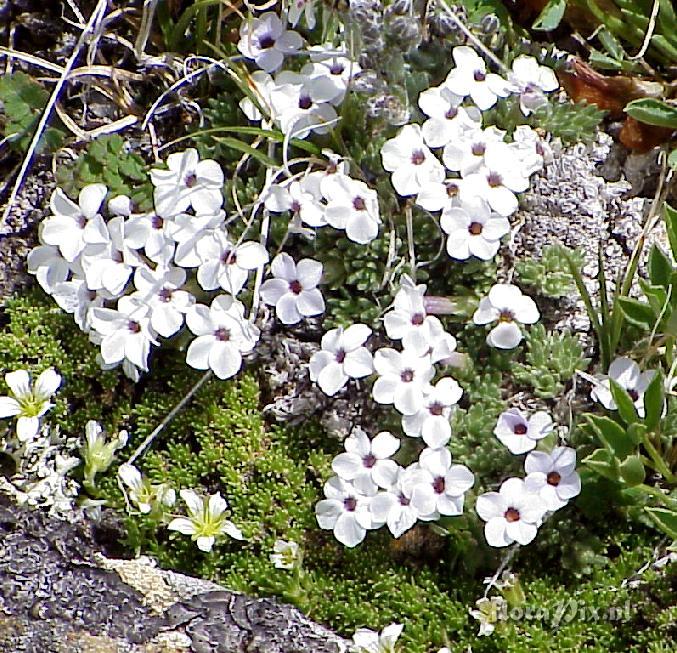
left=0, top=503, right=347, bottom=653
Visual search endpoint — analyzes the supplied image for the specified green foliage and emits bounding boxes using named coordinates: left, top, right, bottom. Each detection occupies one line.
left=55, top=134, right=153, bottom=211
left=513, top=324, right=590, bottom=398
left=529, top=100, right=606, bottom=144
left=0, top=72, right=64, bottom=153
left=515, top=244, right=585, bottom=298
left=532, top=0, right=566, bottom=30
left=624, top=98, right=677, bottom=129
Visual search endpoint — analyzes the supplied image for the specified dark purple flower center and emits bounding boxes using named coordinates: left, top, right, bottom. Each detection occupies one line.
left=77, top=216, right=87, bottom=229
left=429, top=401, right=444, bottom=416
left=298, top=95, right=313, bottom=110
left=363, top=454, right=377, bottom=468
left=158, top=288, right=173, bottom=303
left=290, top=200, right=301, bottom=213
left=468, top=221, right=483, bottom=235
left=499, top=309, right=514, bottom=322
left=628, top=388, right=639, bottom=401
left=289, top=279, right=303, bottom=295
left=184, top=173, right=197, bottom=188
left=400, top=369, right=414, bottom=383
left=221, top=249, right=237, bottom=265
left=214, top=327, right=230, bottom=341
left=487, top=171, right=503, bottom=188
left=330, top=62, right=345, bottom=75
left=335, top=348, right=346, bottom=364
left=433, top=476, right=445, bottom=494
left=128, top=320, right=141, bottom=333
left=411, top=312, right=425, bottom=326
left=399, top=493, right=410, bottom=506
left=112, top=250, right=123, bottom=263
left=474, top=69, right=486, bottom=82
left=513, top=423, right=528, bottom=435
left=446, top=182, right=459, bottom=197
left=536, top=142, right=545, bottom=157
left=504, top=507, right=520, bottom=522
left=411, top=149, right=426, bottom=165
left=343, top=496, right=357, bottom=512
left=445, top=106, right=458, bottom=119
left=471, top=142, right=486, bottom=156
left=547, top=471, right=561, bottom=486
left=151, top=215, right=164, bottom=230
left=353, top=196, right=366, bottom=211
left=258, top=33, right=275, bottom=49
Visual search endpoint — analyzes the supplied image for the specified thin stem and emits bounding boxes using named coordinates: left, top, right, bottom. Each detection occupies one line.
left=642, top=433, right=675, bottom=484
left=405, top=202, right=417, bottom=282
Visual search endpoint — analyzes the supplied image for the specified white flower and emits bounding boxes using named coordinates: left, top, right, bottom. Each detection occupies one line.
left=27, top=245, right=70, bottom=293
left=40, top=185, right=109, bottom=262
left=288, top=0, right=317, bottom=29
left=264, top=179, right=327, bottom=228
left=473, top=284, right=539, bottom=349
left=511, top=125, right=549, bottom=176
left=118, top=463, right=175, bottom=514
left=402, top=377, right=463, bottom=448
left=524, top=447, right=581, bottom=511
left=475, top=477, right=547, bottom=547
left=171, top=210, right=225, bottom=268
left=351, top=623, right=403, bottom=653
left=196, top=230, right=269, bottom=295
left=168, top=489, right=244, bottom=552
left=372, top=348, right=434, bottom=415
left=259, top=253, right=325, bottom=324
left=440, top=198, right=510, bottom=261
left=469, top=596, right=507, bottom=636
left=270, top=539, right=300, bottom=569
left=51, top=278, right=105, bottom=331
left=89, top=296, right=158, bottom=371
left=590, top=356, right=656, bottom=417
left=309, top=323, right=373, bottom=396
left=132, top=266, right=195, bottom=338
left=494, top=408, right=553, bottom=455
left=123, top=209, right=176, bottom=266
left=322, top=174, right=381, bottom=244
left=415, top=177, right=464, bottom=212
left=0, top=369, right=61, bottom=441
left=81, top=420, right=128, bottom=484
left=509, top=55, right=559, bottom=116
left=150, top=148, right=224, bottom=216
left=332, top=428, right=400, bottom=491
left=238, top=12, right=303, bottom=73
left=301, top=49, right=360, bottom=105
left=406, top=447, right=474, bottom=518
left=185, top=295, right=260, bottom=380
left=369, top=466, right=420, bottom=538
left=381, top=124, right=445, bottom=196
left=444, top=46, right=512, bottom=110
left=419, top=85, right=481, bottom=149
left=240, top=71, right=277, bottom=124
left=315, top=476, right=376, bottom=547
left=442, top=125, right=506, bottom=176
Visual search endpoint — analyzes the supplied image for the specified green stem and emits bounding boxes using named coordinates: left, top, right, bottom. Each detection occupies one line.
left=642, top=433, right=675, bottom=484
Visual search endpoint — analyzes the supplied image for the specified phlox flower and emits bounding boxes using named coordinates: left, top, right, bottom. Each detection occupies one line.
left=51, top=278, right=105, bottom=331
left=185, top=295, right=260, bottom=380
left=372, top=348, right=434, bottom=415
left=264, top=179, right=327, bottom=228
left=415, top=177, right=464, bottom=212
left=118, top=463, right=175, bottom=514
left=322, top=174, right=381, bottom=244
left=315, top=476, right=377, bottom=547
left=590, top=356, right=656, bottom=418
left=381, top=124, right=445, bottom=196
left=440, top=198, right=510, bottom=261
left=509, top=55, right=559, bottom=116
left=240, top=71, right=277, bottom=125
left=168, top=489, right=244, bottom=552
left=309, top=323, right=373, bottom=396
left=351, top=623, right=403, bottom=653
left=270, top=539, right=300, bottom=569
left=260, top=253, right=325, bottom=324
left=511, top=125, right=550, bottom=176
left=302, top=47, right=361, bottom=105
left=170, top=210, right=225, bottom=268
left=419, top=84, right=481, bottom=149
left=369, top=467, right=420, bottom=538
left=0, top=368, right=61, bottom=441
left=287, top=0, right=317, bottom=29
left=238, top=12, right=303, bottom=73
left=442, top=126, right=506, bottom=176
left=150, top=148, right=224, bottom=216
left=123, top=208, right=176, bottom=267
left=524, top=447, right=581, bottom=511
left=473, top=283, right=539, bottom=349
left=27, top=244, right=70, bottom=293
left=332, top=428, right=400, bottom=491
left=494, top=408, right=553, bottom=455
left=444, top=46, right=512, bottom=111
left=476, top=477, right=547, bottom=547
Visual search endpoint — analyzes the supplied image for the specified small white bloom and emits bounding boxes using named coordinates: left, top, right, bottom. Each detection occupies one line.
left=372, top=348, right=434, bottom=415
left=264, top=179, right=327, bottom=228
left=315, top=476, right=376, bottom=547
left=332, top=428, right=400, bottom=491
left=351, top=623, right=403, bottom=653
left=168, top=489, right=244, bottom=552
left=524, top=446, right=581, bottom=511
left=309, top=323, right=373, bottom=396
left=270, top=539, right=300, bottom=569
left=494, top=408, right=553, bottom=455
left=260, top=253, right=325, bottom=324
left=476, top=477, right=547, bottom=547
left=287, top=0, right=317, bottom=29
left=170, top=210, right=225, bottom=268
left=302, top=49, right=360, bottom=105
left=185, top=295, right=260, bottom=380
left=419, top=85, right=481, bottom=149
left=27, top=245, right=70, bottom=293
left=402, top=377, right=463, bottom=448
left=442, top=125, right=505, bottom=176
left=118, top=463, right=175, bottom=514
left=322, top=174, right=381, bottom=244
left=369, top=467, right=420, bottom=538
left=509, top=55, right=559, bottom=116
left=81, top=420, right=128, bottom=484
left=415, top=177, right=464, bottom=212
left=51, top=278, right=105, bottom=331
left=238, top=12, right=303, bottom=73
left=123, top=209, right=176, bottom=266
left=150, top=148, right=224, bottom=216
left=0, top=369, right=61, bottom=441
left=381, top=124, right=445, bottom=197
left=473, top=283, right=539, bottom=349
left=469, top=596, right=507, bottom=636
left=590, top=356, right=656, bottom=417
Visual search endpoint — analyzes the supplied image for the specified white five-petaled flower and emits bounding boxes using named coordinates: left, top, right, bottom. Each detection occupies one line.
left=494, top=408, right=553, bottom=455
left=372, top=348, right=435, bottom=415
left=168, top=489, right=244, bottom=553
left=442, top=125, right=506, bottom=176
left=118, top=463, right=175, bottom=514
left=441, top=198, right=510, bottom=261
left=444, top=46, right=512, bottom=111
left=264, top=179, right=327, bottom=228
left=287, top=0, right=317, bottom=29
left=402, top=377, right=463, bottom=448
left=259, top=253, right=325, bottom=324
left=270, top=539, right=300, bottom=569
left=406, top=447, right=474, bottom=519
left=590, top=356, right=656, bottom=418
left=0, top=369, right=62, bottom=441
left=350, top=623, right=404, bottom=653
left=509, top=55, right=559, bottom=116
left=524, top=447, right=581, bottom=511
left=185, top=295, right=260, bottom=380
left=238, top=12, right=303, bottom=73
left=381, top=124, right=445, bottom=196
left=332, top=428, right=400, bottom=491
left=473, top=283, right=539, bottom=349
left=418, top=84, right=481, bottom=149
left=150, top=148, right=224, bottom=217
left=40, top=185, right=109, bottom=262
left=476, top=477, right=547, bottom=547
left=315, top=475, right=376, bottom=548
left=369, top=467, right=420, bottom=538
left=309, top=323, right=373, bottom=396
left=27, top=244, right=70, bottom=293
left=322, top=174, right=381, bottom=244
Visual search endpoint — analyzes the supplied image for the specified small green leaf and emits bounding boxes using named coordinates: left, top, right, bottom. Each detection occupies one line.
left=665, top=203, right=677, bottom=259
left=619, top=455, right=645, bottom=486
left=617, top=297, right=656, bottom=329
left=626, top=423, right=647, bottom=445
left=610, top=379, right=640, bottom=426
left=645, top=506, right=677, bottom=539
left=648, top=244, right=673, bottom=287
left=624, top=98, right=677, bottom=129
left=588, top=414, right=636, bottom=458
left=532, top=0, right=567, bottom=30
left=583, top=448, right=618, bottom=481
left=643, top=370, right=665, bottom=431
left=669, top=149, right=677, bottom=171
